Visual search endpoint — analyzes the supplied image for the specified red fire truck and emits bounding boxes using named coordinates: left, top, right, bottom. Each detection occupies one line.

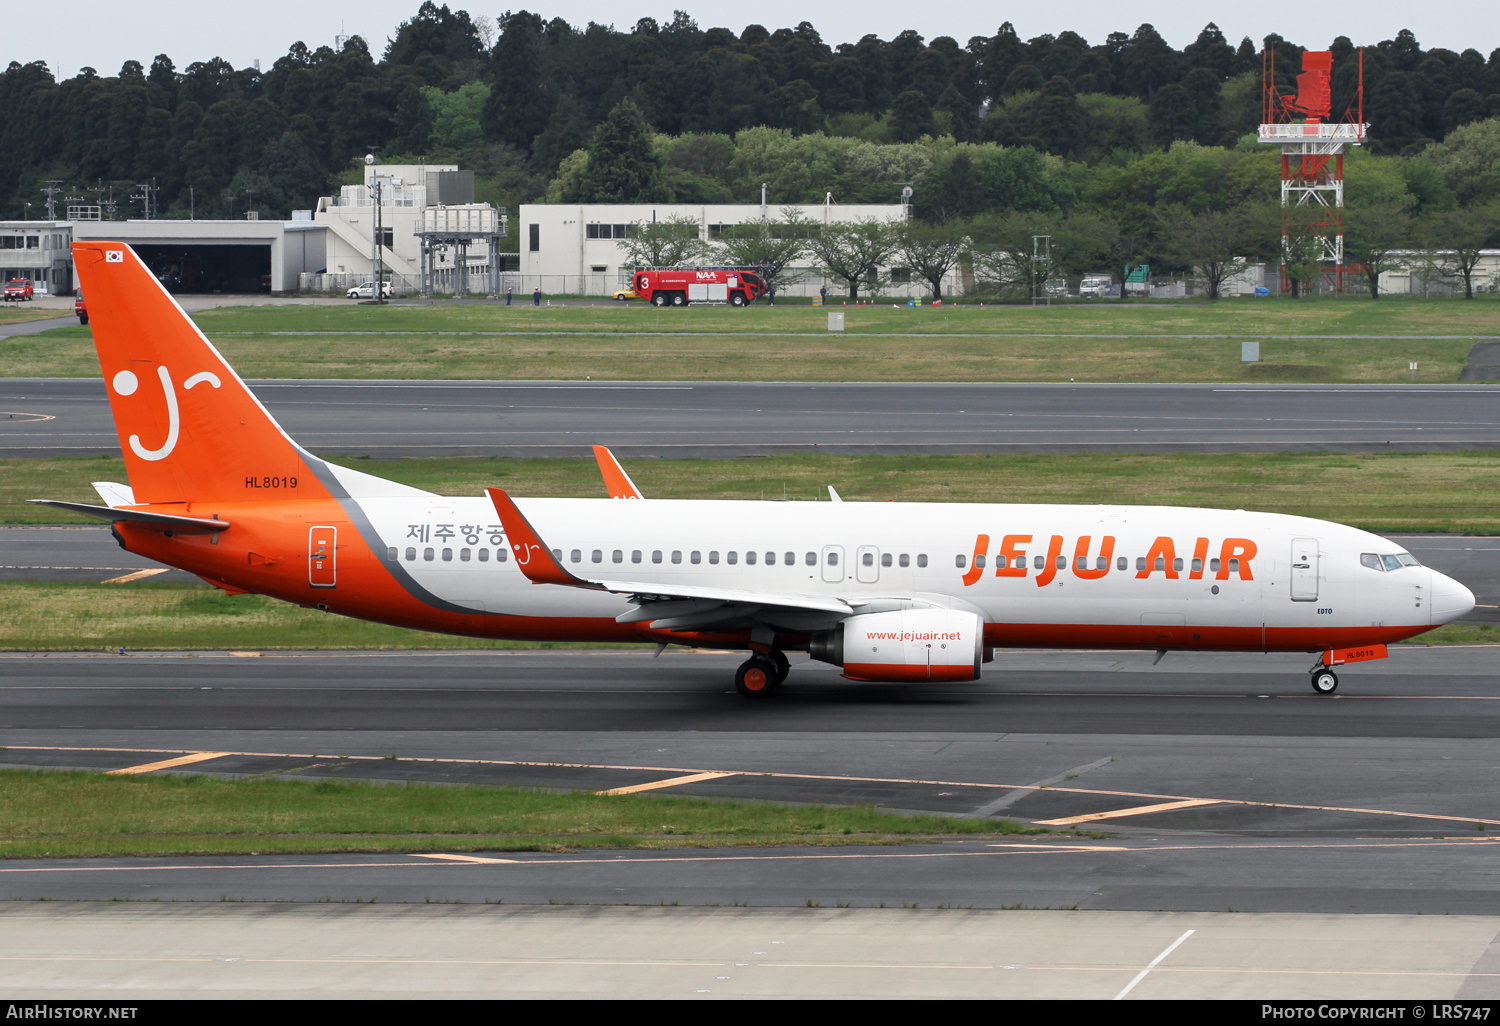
left=631, top=268, right=766, bottom=307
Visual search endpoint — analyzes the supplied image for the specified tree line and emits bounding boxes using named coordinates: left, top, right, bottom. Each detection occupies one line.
left=0, top=0, right=1497, bottom=291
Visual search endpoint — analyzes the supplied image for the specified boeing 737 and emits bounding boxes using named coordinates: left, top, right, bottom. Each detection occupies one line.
left=34, top=242, right=1476, bottom=698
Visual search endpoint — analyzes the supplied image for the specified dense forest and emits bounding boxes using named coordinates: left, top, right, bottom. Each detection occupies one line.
left=2, top=3, right=1499, bottom=293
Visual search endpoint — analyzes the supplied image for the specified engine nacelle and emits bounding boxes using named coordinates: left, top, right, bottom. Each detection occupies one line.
left=809, top=609, right=984, bottom=683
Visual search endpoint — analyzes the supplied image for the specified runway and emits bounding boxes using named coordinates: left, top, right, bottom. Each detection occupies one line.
left=4, top=645, right=1500, bottom=913
left=6, top=378, right=1500, bottom=457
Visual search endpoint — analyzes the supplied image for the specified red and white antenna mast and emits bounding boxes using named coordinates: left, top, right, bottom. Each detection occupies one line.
left=1259, top=45, right=1368, bottom=292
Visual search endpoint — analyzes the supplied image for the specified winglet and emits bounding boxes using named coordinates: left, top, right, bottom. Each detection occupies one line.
left=486, top=488, right=600, bottom=589
left=592, top=445, right=644, bottom=499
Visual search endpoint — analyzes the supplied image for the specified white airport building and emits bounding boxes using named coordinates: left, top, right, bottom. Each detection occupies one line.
left=518, top=201, right=937, bottom=298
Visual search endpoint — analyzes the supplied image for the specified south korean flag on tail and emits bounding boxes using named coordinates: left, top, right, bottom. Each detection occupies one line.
left=105, top=250, right=124, bottom=262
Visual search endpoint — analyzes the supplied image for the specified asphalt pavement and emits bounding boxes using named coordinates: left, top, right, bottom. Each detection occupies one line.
left=6, top=379, right=1500, bottom=457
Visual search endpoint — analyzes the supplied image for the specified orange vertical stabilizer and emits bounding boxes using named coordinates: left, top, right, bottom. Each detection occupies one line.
left=72, top=242, right=328, bottom=506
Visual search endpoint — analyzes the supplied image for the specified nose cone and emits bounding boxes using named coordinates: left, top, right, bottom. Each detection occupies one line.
left=1430, top=570, right=1476, bottom=626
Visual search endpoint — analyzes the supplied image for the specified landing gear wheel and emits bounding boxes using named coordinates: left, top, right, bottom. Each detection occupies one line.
left=671, top=292, right=687, bottom=307
left=651, top=293, right=668, bottom=307
left=767, top=649, right=790, bottom=685
left=735, top=657, right=777, bottom=698
left=1311, top=669, right=1339, bottom=695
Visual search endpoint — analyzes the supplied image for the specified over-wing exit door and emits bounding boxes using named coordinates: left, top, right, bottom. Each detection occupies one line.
left=309, top=525, right=337, bottom=588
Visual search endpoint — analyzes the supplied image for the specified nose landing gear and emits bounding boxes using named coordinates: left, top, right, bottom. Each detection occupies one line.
left=1310, top=667, right=1339, bottom=694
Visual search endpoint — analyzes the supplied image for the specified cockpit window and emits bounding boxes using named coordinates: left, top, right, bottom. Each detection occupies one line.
left=1363, top=552, right=1422, bottom=572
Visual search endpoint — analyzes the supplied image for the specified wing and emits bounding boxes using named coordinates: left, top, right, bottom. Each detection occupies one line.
left=592, top=445, right=644, bottom=499
left=486, top=488, right=853, bottom=633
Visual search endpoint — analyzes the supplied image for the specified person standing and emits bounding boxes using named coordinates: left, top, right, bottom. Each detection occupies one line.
left=506, top=287, right=512, bottom=306
left=532, top=286, right=541, bottom=306
left=819, top=284, right=827, bottom=303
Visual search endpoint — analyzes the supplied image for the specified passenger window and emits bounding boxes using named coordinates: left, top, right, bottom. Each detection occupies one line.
left=956, top=554, right=967, bottom=569
left=592, top=549, right=602, bottom=563
left=1136, top=557, right=1146, bottom=571
left=975, top=554, right=986, bottom=568
left=899, top=554, right=910, bottom=567
left=863, top=552, right=874, bottom=567
left=729, top=551, right=739, bottom=564
left=612, top=549, right=623, bottom=563
left=405, top=547, right=416, bottom=561
left=1172, top=557, right=1183, bottom=571
left=1360, top=553, right=1384, bottom=571
left=424, top=547, right=434, bottom=561
left=1154, top=557, right=1165, bottom=571
left=460, top=548, right=471, bottom=562
left=691, top=551, right=701, bottom=564
left=1117, top=556, right=1127, bottom=570
left=745, top=551, right=756, bottom=565
left=551, top=549, right=562, bottom=562
left=386, top=546, right=397, bottom=562
left=805, top=552, right=816, bottom=566
left=827, top=552, right=839, bottom=566
left=764, top=551, right=776, bottom=565
left=917, top=554, right=928, bottom=568
left=1034, top=555, right=1045, bottom=570
left=788, top=552, right=797, bottom=566
left=442, top=548, right=453, bottom=562
left=496, top=547, right=507, bottom=562
left=671, top=550, right=682, bottom=564
left=1096, top=556, right=1107, bottom=570
left=1229, top=558, right=1240, bottom=572
left=652, top=550, right=662, bottom=564
left=478, top=548, right=490, bottom=562
left=1056, top=555, right=1067, bottom=569
left=881, top=553, right=892, bottom=567
left=631, top=550, right=641, bottom=564
left=1210, top=558, right=1221, bottom=572
left=709, top=551, right=719, bottom=564
left=1192, top=558, right=1203, bottom=572
left=571, top=549, right=581, bottom=563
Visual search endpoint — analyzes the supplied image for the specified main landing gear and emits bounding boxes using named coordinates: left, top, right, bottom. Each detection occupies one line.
left=735, top=650, right=790, bottom=698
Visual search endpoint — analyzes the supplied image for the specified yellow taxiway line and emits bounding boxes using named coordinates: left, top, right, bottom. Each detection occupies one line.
left=597, top=771, right=738, bottom=795
left=105, top=751, right=230, bottom=775
left=1035, top=799, right=1223, bottom=827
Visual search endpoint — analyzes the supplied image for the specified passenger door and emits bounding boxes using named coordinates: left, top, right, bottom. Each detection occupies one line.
left=856, top=546, right=880, bottom=584
left=1290, top=537, right=1318, bottom=602
left=821, top=545, right=845, bottom=584
left=309, top=525, right=337, bottom=588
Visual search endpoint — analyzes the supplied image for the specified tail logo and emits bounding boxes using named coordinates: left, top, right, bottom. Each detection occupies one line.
left=513, top=542, right=543, bottom=566
left=111, top=366, right=222, bottom=462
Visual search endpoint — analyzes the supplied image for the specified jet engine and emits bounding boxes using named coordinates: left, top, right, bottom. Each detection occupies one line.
left=809, top=609, right=984, bottom=682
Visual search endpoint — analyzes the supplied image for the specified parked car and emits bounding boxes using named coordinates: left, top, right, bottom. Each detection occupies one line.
left=347, top=281, right=393, bottom=299
left=611, top=287, right=638, bottom=301
left=3, top=278, right=34, bottom=302
left=74, top=290, right=86, bottom=325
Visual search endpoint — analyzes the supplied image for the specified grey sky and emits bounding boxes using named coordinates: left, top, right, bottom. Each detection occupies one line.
left=10, top=2, right=1494, bottom=80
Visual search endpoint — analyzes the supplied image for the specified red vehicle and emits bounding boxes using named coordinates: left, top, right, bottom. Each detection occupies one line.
left=75, top=290, right=87, bottom=325
left=632, top=268, right=766, bottom=307
left=3, top=278, right=34, bottom=302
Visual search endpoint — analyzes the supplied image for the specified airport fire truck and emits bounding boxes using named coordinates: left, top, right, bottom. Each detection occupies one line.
left=631, top=268, right=766, bottom=307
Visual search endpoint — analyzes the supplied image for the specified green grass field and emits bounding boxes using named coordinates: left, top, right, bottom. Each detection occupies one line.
left=11, top=450, right=1500, bottom=533
left=3, top=295, right=1493, bottom=381
left=0, top=769, right=1028, bottom=858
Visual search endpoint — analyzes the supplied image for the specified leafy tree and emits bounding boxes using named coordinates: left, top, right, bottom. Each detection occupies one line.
left=967, top=211, right=1058, bottom=298
left=1419, top=205, right=1500, bottom=298
left=809, top=218, right=899, bottom=297
left=893, top=220, right=968, bottom=301
left=1424, top=117, right=1500, bottom=203
left=619, top=213, right=704, bottom=267
left=1157, top=206, right=1255, bottom=299
left=578, top=98, right=665, bottom=202
left=1344, top=202, right=1415, bottom=298
left=888, top=90, right=936, bottom=142
left=712, top=210, right=816, bottom=291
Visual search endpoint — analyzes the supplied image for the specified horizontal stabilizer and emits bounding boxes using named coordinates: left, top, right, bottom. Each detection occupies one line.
left=28, top=500, right=229, bottom=533
left=91, top=481, right=136, bottom=508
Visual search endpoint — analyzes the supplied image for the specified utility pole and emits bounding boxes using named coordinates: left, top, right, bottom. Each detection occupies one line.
left=366, top=153, right=385, bottom=304
left=40, top=181, right=62, bottom=221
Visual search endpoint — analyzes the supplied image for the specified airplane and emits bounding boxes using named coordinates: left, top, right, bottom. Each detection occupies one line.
left=33, top=242, right=1476, bottom=699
